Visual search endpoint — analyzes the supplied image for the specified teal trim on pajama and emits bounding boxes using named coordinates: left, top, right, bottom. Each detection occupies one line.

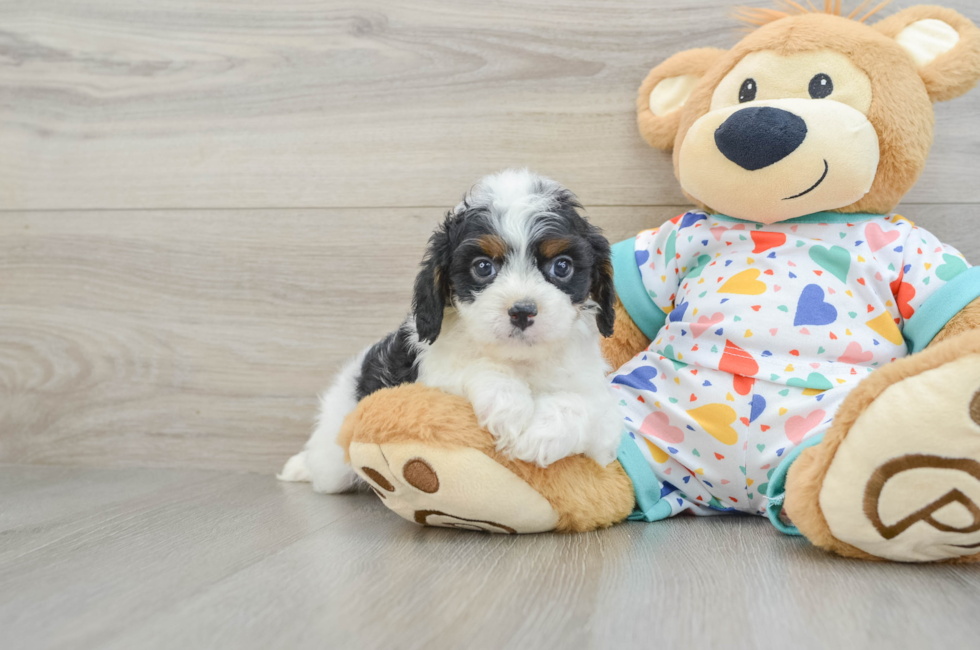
left=761, top=268, right=980, bottom=536
left=617, top=432, right=673, bottom=522
left=903, top=266, right=980, bottom=353
left=611, top=215, right=979, bottom=539
left=765, top=433, right=825, bottom=536
left=611, top=237, right=667, bottom=342
left=712, top=211, right=883, bottom=225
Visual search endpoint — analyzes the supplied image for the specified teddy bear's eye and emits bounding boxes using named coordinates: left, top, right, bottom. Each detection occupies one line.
left=809, top=73, right=834, bottom=99
left=738, top=78, right=757, bottom=103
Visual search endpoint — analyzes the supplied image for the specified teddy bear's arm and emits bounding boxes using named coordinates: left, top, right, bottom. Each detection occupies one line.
left=600, top=297, right=651, bottom=370
left=895, top=226, right=980, bottom=353
left=931, top=297, right=980, bottom=345
left=604, top=227, right=691, bottom=372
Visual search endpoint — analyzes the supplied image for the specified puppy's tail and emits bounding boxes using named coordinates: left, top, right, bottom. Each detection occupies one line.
left=277, top=451, right=312, bottom=483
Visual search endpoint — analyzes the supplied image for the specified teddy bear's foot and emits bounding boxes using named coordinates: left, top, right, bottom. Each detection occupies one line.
left=349, top=441, right=559, bottom=533
left=338, top=383, right=636, bottom=533
left=786, top=331, right=980, bottom=562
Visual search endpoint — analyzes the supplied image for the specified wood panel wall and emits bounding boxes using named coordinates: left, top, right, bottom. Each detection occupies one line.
left=2, top=0, right=979, bottom=472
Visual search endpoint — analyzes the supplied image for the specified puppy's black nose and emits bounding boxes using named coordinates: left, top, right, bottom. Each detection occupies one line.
left=508, top=301, right=538, bottom=331
left=714, top=107, right=807, bottom=171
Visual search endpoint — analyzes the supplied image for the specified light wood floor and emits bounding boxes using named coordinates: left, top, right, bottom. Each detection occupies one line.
left=3, top=1, right=980, bottom=648
left=3, top=464, right=980, bottom=650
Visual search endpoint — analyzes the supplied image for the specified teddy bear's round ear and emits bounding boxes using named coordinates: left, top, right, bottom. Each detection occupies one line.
left=637, top=48, right=726, bottom=151
left=874, top=6, right=980, bottom=103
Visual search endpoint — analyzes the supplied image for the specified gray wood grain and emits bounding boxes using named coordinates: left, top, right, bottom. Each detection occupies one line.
left=1, top=464, right=978, bottom=650
left=0, top=465, right=358, bottom=650
left=0, top=205, right=680, bottom=471
left=2, top=3, right=980, bottom=647
left=1, top=0, right=979, bottom=210
left=2, top=205, right=978, bottom=472
left=2, top=1, right=980, bottom=472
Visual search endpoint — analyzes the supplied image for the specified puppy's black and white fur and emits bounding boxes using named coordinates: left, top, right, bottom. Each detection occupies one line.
left=279, top=170, right=623, bottom=493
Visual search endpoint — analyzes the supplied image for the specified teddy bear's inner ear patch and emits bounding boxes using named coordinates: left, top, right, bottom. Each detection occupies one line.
left=649, top=75, right=700, bottom=116
left=896, top=19, right=961, bottom=68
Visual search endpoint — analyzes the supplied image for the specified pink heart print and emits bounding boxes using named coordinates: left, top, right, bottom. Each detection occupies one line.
left=691, top=312, right=724, bottom=338
left=785, top=409, right=827, bottom=445
left=865, top=222, right=900, bottom=253
left=837, top=341, right=874, bottom=364
left=639, top=411, right=685, bottom=444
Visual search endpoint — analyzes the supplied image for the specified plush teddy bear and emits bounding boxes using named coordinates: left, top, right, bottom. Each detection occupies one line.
left=336, top=3, right=980, bottom=562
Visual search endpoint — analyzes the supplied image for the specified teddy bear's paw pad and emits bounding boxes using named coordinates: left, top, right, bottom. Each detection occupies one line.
left=348, top=442, right=559, bottom=534
left=819, top=354, right=980, bottom=562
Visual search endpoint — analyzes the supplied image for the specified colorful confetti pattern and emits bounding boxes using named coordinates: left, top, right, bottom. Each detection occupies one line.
left=609, top=211, right=972, bottom=517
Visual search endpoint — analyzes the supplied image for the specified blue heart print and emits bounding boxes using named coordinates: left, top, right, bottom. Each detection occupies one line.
left=749, top=395, right=766, bottom=423
left=669, top=300, right=689, bottom=322
left=678, top=212, right=707, bottom=230
left=611, top=366, right=658, bottom=392
left=615, top=216, right=980, bottom=523
left=793, top=284, right=838, bottom=327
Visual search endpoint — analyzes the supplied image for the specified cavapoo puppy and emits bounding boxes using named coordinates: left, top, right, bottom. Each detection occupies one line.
left=279, top=169, right=622, bottom=493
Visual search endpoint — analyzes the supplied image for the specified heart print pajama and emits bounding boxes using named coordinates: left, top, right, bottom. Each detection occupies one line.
left=607, top=210, right=980, bottom=529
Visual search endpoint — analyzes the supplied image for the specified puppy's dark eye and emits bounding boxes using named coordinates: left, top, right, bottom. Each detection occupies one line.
left=809, top=73, right=833, bottom=99
left=738, top=78, right=757, bottom=103
left=471, top=257, right=497, bottom=281
left=549, top=257, right=573, bottom=280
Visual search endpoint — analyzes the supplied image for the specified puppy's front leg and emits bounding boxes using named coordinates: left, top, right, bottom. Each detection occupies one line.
left=463, top=365, right=535, bottom=457
left=512, top=393, right=592, bottom=467
left=584, top=398, right=626, bottom=467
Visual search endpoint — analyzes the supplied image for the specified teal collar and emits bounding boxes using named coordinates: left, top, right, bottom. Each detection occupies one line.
left=710, top=211, right=884, bottom=225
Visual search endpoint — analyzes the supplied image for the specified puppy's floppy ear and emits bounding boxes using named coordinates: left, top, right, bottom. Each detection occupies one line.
left=637, top=48, right=726, bottom=151
left=413, top=216, right=454, bottom=344
left=586, top=225, right=616, bottom=338
left=874, top=6, right=980, bottom=103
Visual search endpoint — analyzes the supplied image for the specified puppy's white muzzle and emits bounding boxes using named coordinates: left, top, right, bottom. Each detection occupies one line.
left=457, top=263, right=578, bottom=355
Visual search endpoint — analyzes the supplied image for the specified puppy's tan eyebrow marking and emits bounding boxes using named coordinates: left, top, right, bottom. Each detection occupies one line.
left=540, top=238, right=571, bottom=258
left=478, top=235, right=507, bottom=259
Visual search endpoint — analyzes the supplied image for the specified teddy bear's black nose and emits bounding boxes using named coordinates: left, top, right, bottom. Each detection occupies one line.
left=714, top=106, right=808, bottom=171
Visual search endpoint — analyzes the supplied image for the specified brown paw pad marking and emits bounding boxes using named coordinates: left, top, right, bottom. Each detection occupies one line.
left=864, top=454, right=980, bottom=546
left=414, top=510, right=516, bottom=534
left=361, top=467, right=394, bottom=496
left=402, top=458, right=439, bottom=493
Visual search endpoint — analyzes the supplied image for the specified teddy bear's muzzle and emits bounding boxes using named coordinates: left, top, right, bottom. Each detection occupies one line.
left=714, top=106, right=808, bottom=171
left=678, top=98, right=880, bottom=224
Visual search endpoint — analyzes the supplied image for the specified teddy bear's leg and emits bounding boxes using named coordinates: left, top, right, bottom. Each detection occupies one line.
left=780, top=326, right=980, bottom=562
left=338, top=383, right=636, bottom=533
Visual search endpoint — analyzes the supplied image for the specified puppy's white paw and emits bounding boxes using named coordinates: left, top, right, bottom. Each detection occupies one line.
left=473, top=388, right=536, bottom=450
left=508, top=395, right=590, bottom=467
left=277, top=451, right=311, bottom=482
left=585, top=404, right=625, bottom=467
left=585, top=444, right=619, bottom=467
left=508, top=431, right=576, bottom=467
left=306, top=444, right=360, bottom=494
